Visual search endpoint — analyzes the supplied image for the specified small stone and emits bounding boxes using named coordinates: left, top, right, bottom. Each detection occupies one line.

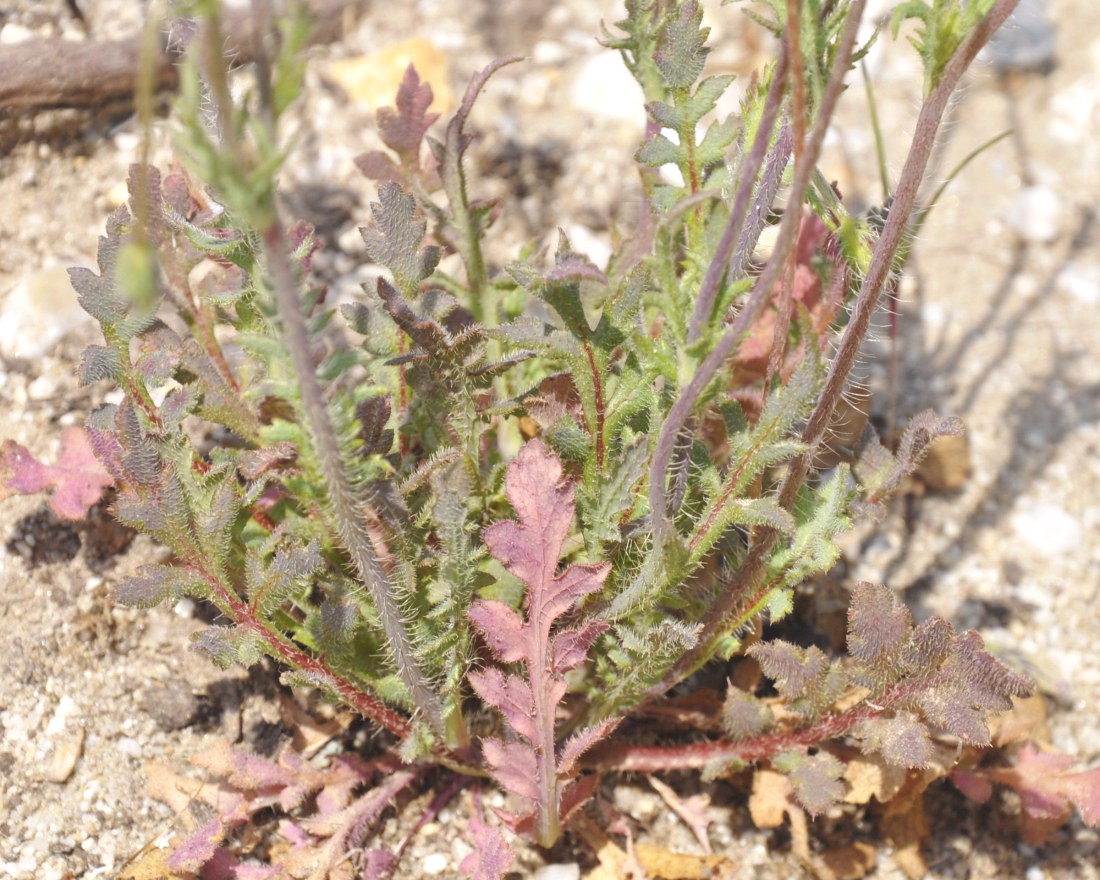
left=116, top=736, right=143, bottom=758
left=532, top=39, right=568, bottom=66
left=1010, top=501, right=1082, bottom=559
left=45, top=727, right=85, bottom=783
left=533, top=865, right=581, bottom=880
left=0, top=266, right=92, bottom=359
left=45, top=695, right=76, bottom=737
left=141, top=682, right=198, bottom=732
left=326, top=39, right=452, bottom=114
left=421, top=852, right=449, bottom=875
left=105, top=181, right=130, bottom=209
left=570, top=51, right=645, bottom=126
left=1056, top=261, right=1100, bottom=305
left=26, top=374, right=59, bottom=401
left=173, top=598, right=196, bottom=619
left=1006, top=186, right=1063, bottom=244
left=562, top=224, right=611, bottom=271
left=0, top=23, right=34, bottom=45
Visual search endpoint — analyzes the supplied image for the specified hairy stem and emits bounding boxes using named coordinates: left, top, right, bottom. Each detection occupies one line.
left=685, top=45, right=789, bottom=345
left=185, top=555, right=413, bottom=738
left=651, top=0, right=866, bottom=540
left=651, top=0, right=1020, bottom=694
left=438, top=56, right=522, bottom=322
left=261, top=218, right=448, bottom=739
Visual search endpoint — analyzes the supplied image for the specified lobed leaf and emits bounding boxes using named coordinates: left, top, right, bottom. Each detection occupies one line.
left=773, top=750, right=845, bottom=817
left=722, top=687, right=774, bottom=741
left=847, top=580, right=911, bottom=667
left=361, top=182, right=441, bottom=294
left=376, top=64, right=439, bottom=166
left=0, top=426, right=114, bottom=520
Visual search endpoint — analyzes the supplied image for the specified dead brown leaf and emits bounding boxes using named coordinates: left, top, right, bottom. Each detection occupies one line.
left=990, top=694, right=1049, bottom=747
left=819, top=842, right=877, bottom=880
left=649, top=776, right=715, bottom=854
left=844, top=753, right=908, bottom=806
left=915, top=433, right=970, bottom=492
left=749, top=768, right=791, bottom=828
left=116, top=847, right=187, bottom=880
left=633, top=843, right=732, bottom=879
left=878, top=769, right=939, bottom=880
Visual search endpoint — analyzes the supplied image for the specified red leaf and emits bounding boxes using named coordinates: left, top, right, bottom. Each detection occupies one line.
left=468, top=667, right=537, bottom=743
left=551, top=619, right=609, bottom=674
left=0, top=426, right=113, bottom=519
left=460, top=788, right=515, bottom=880
left=558, top=718, right=621, bottom=777
left=166, top=818, right=224, bottom=873
left=469, top=440, right=616, bottom=844
left=468, top=599, right=527, bottom=663
left=1001, top=744, right=1100, bottom=826
left=481, top=738, right=539, bottom=805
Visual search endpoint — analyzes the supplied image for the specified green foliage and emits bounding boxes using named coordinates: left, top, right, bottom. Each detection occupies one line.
left=892, top=0, right=997, bottom=96
left=39, top=0, right=1045, bottom=868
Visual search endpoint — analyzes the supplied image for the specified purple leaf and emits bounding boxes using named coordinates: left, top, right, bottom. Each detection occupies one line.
left=774, top=750, right=845, bottom=817
left=468, top=600, right=527, bottom=663
left=166, top=817, right=224, bottom=873
left=376, top=64, right=439, bottom=164
left=0, top=426, right=114, bottom=519
left=470, top=440, right=613, bottom=845
left=550, top=619, right=609, bottom=674
left=847, top=581, right=911, bottom=666
left=468, top=667, right=537, bottom=743
left=853, top=713, right=934, bottom=769
left=984, top=744, right=1100, bottom=827
left=557, top=717, right=621, bottom=777
left=460, top=788, right=515, bottom=880
left=361, top=849, right=399, bottom=879
left=192, top=740, right=295, bottom=791
left=950, top=768, right=994, bottom=804
left=721, top=687, right=774, bottom=741
left=480, top=738, right=539, bottom=805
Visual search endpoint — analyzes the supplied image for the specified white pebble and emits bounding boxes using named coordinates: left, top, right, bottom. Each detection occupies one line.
left=45, top=696, right=76, bottom=737
left=0, top=23, right=34, bottom=45
left=421, top=852, right=449, bottom=875
left=1056, top=261, right=1100, bottom=305
left=0, top=266, right=93, bottom=359
left=1007, top=185, right=1063, bottom=244
left=569, top=51, right=645, bottom=126
left=1010, top=501, right=1082, bottom=558
left=534, top=865, right=581, bottom=880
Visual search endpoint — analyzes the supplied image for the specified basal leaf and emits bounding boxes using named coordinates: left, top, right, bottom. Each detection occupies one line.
left=0, top=426, right=114, bottom=520
left=774, top=750, right=845, bottom=817
left=847, top=581, right=911, bottom=667
left=469, top=440, right=612, bottom=845
left=468, top=599, right=526, bottom=664
left=467, top=667, right=537, bottom=743
left=480, top=738, right=539, bottom=805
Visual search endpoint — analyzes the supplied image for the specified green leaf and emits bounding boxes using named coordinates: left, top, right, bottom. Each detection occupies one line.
left=655, top=0, right=709, bottom=90
left=361, top=182, right=441, bottom=294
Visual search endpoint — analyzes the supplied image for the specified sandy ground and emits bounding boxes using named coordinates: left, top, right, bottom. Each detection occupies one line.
left=0, top=0, right=1098, bottom=878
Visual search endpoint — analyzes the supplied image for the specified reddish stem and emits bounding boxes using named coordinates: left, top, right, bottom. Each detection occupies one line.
left=583, top=342, right=605, bottom=469
left=186, top=555, right=413, bottom=738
